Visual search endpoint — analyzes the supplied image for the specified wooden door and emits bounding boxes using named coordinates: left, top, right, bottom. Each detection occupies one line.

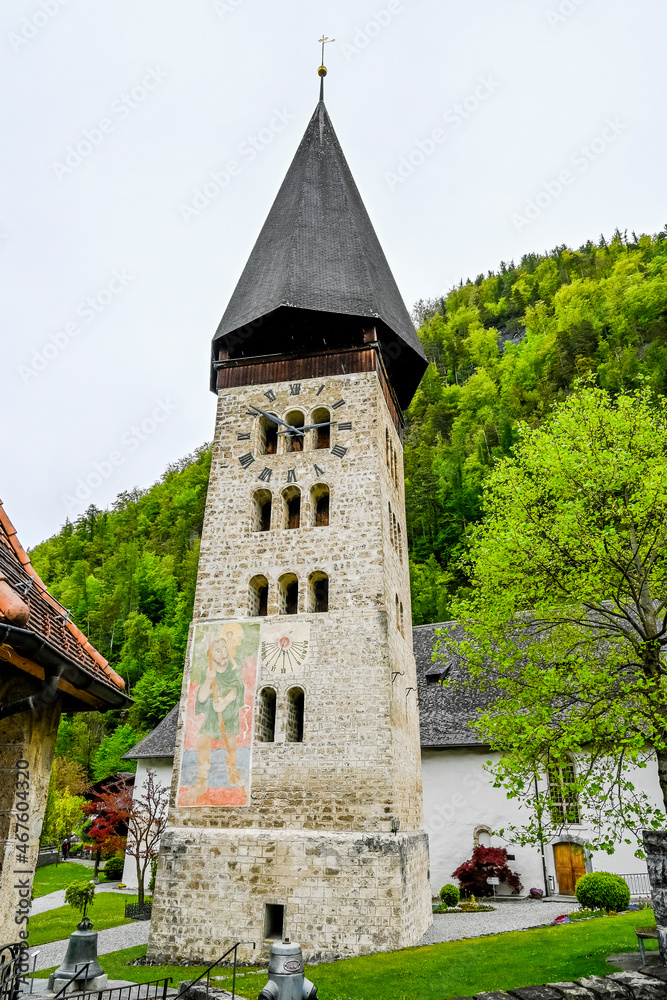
left=554, top=842, right=587, bottom=896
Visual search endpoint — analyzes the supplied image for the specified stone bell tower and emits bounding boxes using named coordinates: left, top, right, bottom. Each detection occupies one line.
left=148, top=80, right=431, bottom=964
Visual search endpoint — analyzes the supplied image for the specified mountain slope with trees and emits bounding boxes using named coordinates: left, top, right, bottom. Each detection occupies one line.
left=30, top=227, right=667, bottom=758
left=406, top=227, right=667, bottom=625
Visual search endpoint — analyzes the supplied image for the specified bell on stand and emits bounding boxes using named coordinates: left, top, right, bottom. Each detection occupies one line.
left=47, top=916, right=107, bottom=995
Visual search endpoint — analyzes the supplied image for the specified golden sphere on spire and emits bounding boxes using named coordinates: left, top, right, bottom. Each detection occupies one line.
left=318, top=65, right=328, bottom=78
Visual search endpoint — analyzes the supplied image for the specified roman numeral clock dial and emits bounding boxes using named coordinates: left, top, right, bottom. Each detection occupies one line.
left=235, top=384, right=350, bottom=482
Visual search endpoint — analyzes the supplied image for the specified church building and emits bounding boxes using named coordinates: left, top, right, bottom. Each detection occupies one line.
left=148, top=82, right=433, bottom=963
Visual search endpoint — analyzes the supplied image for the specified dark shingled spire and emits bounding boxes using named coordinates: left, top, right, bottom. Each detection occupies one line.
left=211, top=100, right=427, bottom=407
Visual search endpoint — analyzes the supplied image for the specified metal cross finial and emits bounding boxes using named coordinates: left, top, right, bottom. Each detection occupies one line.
left=318, top=34, right=335, bottom=100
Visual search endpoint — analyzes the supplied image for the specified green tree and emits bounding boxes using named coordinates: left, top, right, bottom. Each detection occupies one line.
left=42, top=787, right=87, bottom=844
left=446, top=381, right=667, bottom=854
left=91, top=724, right=140, bottom=782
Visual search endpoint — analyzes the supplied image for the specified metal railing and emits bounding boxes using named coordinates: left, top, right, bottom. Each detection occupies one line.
left=172, top=942, right=246, bottom=1000
left=619, top=873, right=652, bottom=897
left=52, top=963, right=91, bottom=1000
left=51, top=976, right=172, bottom=1000
left=0, top=944, right=23, bottom=1000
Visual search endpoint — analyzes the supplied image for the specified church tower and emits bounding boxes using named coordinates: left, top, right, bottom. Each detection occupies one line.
left=148, top=85, right=431, bottom=964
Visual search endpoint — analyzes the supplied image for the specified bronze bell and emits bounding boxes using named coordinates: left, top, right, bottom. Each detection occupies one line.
left=47, top=917, right=105, bottom=991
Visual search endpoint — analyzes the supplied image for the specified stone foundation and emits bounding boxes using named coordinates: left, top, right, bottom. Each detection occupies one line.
left=148, top=827, right=431, bottom=964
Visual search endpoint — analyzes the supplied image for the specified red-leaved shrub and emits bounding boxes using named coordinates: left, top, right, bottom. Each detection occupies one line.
left=452, top=846, right=523, bottom=896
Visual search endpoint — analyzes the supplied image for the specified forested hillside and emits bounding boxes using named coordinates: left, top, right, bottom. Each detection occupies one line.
left=30, top=227, right=667, bottom=764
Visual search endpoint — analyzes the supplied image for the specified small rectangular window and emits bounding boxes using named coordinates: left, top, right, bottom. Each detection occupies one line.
left=264, top=903, right=284, bottom=941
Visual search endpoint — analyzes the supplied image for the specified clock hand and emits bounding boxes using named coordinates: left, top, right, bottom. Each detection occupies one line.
left=249, top=406, right=305, bottom=436
left=299, top=421, right=332, bottom=432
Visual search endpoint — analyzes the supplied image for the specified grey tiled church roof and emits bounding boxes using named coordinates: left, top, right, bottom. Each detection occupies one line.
left=212, top=101, right=427, bottom=403
left=127, top=625, right=489, bottom=760
left=413, top=622, right=488, bottom=748
left=122, top=704, right=179, bottom=760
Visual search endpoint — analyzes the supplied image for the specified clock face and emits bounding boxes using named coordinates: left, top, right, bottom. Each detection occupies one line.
left=260, top=622, right=311, bottom=673
left=236, top=382, right=350, bottom=484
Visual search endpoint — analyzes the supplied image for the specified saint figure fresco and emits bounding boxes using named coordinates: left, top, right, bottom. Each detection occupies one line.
left=178, top=621, right=259, bottom=806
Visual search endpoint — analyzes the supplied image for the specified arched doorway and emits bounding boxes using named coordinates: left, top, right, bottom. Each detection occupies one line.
left=553, top=842, right=587, bottom=896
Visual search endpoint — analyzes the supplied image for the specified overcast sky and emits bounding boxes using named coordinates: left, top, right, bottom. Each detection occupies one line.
left=2, top=0, right=665, bottom=548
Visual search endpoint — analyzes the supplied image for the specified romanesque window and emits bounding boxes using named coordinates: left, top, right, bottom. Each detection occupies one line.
left=397, top=522, right=403, bottom=561
left=256, top=687, right=276, bottom=742
left=386, top=428, right=391, bottom=470
left=282, top=486, right=301, bottom=530
left=548, top=757, right=581, bottom=825
left=474, top=825, right=493, bottom=848
left=249, top=575, right=269, bottom=617
left=252, top=489, right=272, bottom=532
left=285, top=410, right=305, bottom=453
left=311, top=407, right=331, bottom=450
left=395, top=594, right=404, bottom=636
left=279, top=574, right=299, bottom=615
left=285, top=687, right=305, bottom=743
left=260, top=415, right=278, bottom=455
left=311, top=484, right=330, bottom=527
left=310, top=572, right=329, bottom=613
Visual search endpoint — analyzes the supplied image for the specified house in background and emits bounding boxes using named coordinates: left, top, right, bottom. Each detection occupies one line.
left=415, top=621, right=657, bottom=898
left=0, top=498, right=130, bottom=942
left=120, top=706, right=178, bottom=889
left=123, top=623, right=656, bottom=900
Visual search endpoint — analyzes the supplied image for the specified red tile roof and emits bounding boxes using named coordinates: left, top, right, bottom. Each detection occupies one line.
left=0, top=499, right=125, bottom=693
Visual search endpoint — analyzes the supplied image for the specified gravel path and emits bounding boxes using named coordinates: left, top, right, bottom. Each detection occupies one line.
left=418, top=900, right=578, bottom=945
left=31, top=884, right=137, bottom=916
left=30, top=921, right=151, bottom=971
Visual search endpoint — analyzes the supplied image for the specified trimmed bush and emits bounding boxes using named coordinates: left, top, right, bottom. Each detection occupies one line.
left=439, top=884, right=461, bottom=907
left=103, top=855, right=125, bottom=880
left=575, top=872, right=630, bottom=912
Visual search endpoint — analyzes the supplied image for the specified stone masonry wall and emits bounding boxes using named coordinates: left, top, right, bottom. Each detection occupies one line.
left=149, top=369, right=431, bottom=960
left=0, top=669, right=60, bottom=947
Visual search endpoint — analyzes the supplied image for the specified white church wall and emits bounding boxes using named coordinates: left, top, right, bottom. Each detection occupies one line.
left=422, top=748, right=660, bottom=898
left=120, top=758, right=174, bottom=889
left=421, top=748, right=545, bottom=897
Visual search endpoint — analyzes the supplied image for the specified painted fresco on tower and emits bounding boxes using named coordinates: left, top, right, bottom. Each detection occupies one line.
left=178, top=621, right=259, bottom=807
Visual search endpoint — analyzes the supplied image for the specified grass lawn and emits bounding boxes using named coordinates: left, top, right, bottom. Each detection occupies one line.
left=34, top=911, right=658, bottom=1000
left=28, top=894, right=136, bottom=947
left=32, top=863, right=107, bottom=897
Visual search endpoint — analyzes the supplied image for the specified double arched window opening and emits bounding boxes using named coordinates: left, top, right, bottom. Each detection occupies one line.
left=256, top=685, right=305, bottom=744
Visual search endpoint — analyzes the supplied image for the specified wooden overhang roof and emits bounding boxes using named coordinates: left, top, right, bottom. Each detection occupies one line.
left=0, top=499, right=130, bottom=711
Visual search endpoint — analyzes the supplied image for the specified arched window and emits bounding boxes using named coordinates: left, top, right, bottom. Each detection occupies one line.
left=282, top=486, right=301, bottom=530
left=260, top=415, right=278, bottom=456
left=548, top=757, right=581, bottom=824
left=311, top=483, right=330, bottom=527
left=386, top=428, right=391, bottom=470
left=252, top=489, right=272, bottom=532
left=474, top=825, right=493, bottom=848
left=388, top=502, right=395, bottom=548
left=284, top=410, right=305, bottom=453
left=279, top=574, right=299, bottom=615
left=397, top=522, right=403, bottom=561
left=399, top=601, right=405, bottom=636
left=311, top=407, right=331, bottom=450
left=310, top=572, right=329, bottom=613
left=256, top=687, right=276, bottom=742
left=249, top=575, right=269, bottom=617
left=285, top=687, right=305, bottom=743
